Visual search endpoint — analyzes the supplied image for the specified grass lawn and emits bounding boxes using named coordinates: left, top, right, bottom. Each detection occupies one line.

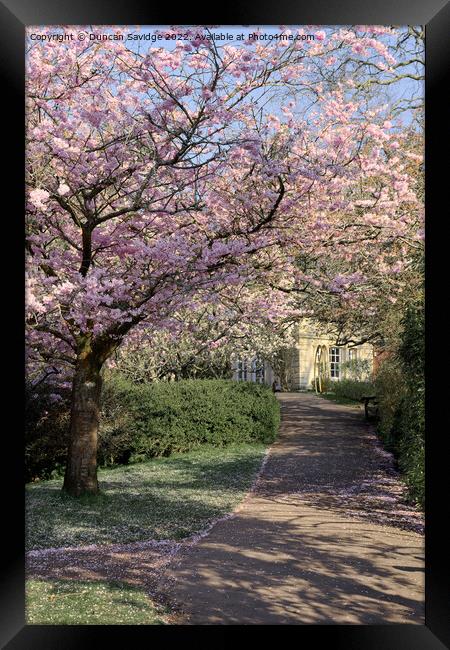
left=316, top=391, right=363, bottom=407
left=26, top=579, right=168, bottom=625
left=26, top=443, right=267, bottom=551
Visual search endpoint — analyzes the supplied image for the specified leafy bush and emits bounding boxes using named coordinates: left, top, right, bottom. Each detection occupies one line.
left=97, top=374, right=137, bottom=466
left=100, top=375, right=280, bottom=461
left=25, top=384, right=70, bottom=482
left=321, top=376, right=333, bottom=393
left=374, top=301, right=424, bottom=508
left=26, top=375, right=280, bottom=480
left=311, top=376, right=333, bottom=393
left=329, top=379, right=375, bottom=402
left=374, top=357, right=406, bottom=451
left=395, top=303, right=425, bottom=507
left=396, top=384, right=424, bottom=507
left=340, top=358, right=371, bottom=381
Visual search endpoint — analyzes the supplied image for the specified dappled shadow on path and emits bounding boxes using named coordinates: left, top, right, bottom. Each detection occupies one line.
left=27, top=392, right=424, bottom=625
left=162, top=505, right=424, bottom=624
left=159, top=392, right=424, bottom=624
left=258, top=394, right=424, bottom=534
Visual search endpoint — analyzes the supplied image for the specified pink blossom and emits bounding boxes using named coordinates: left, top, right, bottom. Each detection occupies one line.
left=29, top=188, right=50, bottom=209
left=57, top=183, right=70, bottom=196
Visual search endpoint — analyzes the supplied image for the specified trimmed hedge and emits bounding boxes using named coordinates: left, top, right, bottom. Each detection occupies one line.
left=99, top=376, right=280, bottom=463
left=26, top=376, right=280, bottom=480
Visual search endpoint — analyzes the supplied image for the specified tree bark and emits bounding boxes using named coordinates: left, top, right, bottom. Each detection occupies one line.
left=63, top=349, right=103, bottom=496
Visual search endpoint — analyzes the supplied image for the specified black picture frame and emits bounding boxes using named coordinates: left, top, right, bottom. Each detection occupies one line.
left=1, top=1, right=449, bottom=647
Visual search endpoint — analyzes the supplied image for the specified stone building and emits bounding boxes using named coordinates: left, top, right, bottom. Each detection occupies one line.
left=232, top=320, right=373, bottom=391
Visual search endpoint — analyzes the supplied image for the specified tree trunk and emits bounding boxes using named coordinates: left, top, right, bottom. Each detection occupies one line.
left=63, top=351, right=103, bottom=496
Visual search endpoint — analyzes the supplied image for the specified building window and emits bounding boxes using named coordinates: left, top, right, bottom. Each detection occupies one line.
left=250, top=358, right=257, bottom=382
left=255, top=358, right=265, bottom=384
left=237, top=357, right=265, bottom=383
left=238, top=359, right=248, bottom=381
left=329, top=347, right=341, bottom=379
left=348, top=348, right=357, bottom=361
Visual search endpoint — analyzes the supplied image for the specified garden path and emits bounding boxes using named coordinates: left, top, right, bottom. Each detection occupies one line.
left=160, top=392, right=424, bottom=624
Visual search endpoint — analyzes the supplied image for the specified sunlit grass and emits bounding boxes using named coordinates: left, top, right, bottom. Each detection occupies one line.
left=26, top=443, right=267, bottom=551
left=26, top=578, right=167, bottom=625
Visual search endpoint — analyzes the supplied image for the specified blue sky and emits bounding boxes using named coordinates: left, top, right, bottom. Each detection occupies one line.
left=26, top=25, right=423, bottom=126
left=126, top=25, right=423, bottom=126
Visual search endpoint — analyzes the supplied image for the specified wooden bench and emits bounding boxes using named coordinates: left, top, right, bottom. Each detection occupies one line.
left=360, top=395, right=379, bottom=420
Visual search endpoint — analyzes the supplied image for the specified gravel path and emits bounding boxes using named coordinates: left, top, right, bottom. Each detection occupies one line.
left=27, top=392, right=424, bottom=625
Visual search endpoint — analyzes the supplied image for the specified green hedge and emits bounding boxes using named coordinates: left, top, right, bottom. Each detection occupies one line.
left=328, top=379, right=375, bottom=402
left=373, top=359, right=406, bottom=452
left=99, top=376, right=280, bottom=463
left=26, top=376, right=280, bottom=480
left=374, top=303, right=424, bottom=508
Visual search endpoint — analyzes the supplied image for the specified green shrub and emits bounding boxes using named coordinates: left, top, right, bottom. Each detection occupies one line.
left=396, top=303, right=425, bottom=507
left=97, top=374, right=138, bottom=466
left=311, top=376, right=333, bottom=393
left=340, top=358, right=372, bottom=381
left=396, top=385, right=424, bottom=507
left=329, top=379, right=375, bottom=402
left=25, top=384, right=70, bottom=482
left=373, top=301, right=424, bottom=508
left=26, top=376, right=280, bottom=481
left=99, top=375, right=280, bottom=461
left=374, top=358, right=406, bottom=453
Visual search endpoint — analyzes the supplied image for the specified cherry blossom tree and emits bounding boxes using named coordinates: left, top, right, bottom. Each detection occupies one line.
left=108, top=288, right=297, bottom=383
left=26, top=26, right=423, bottom=495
